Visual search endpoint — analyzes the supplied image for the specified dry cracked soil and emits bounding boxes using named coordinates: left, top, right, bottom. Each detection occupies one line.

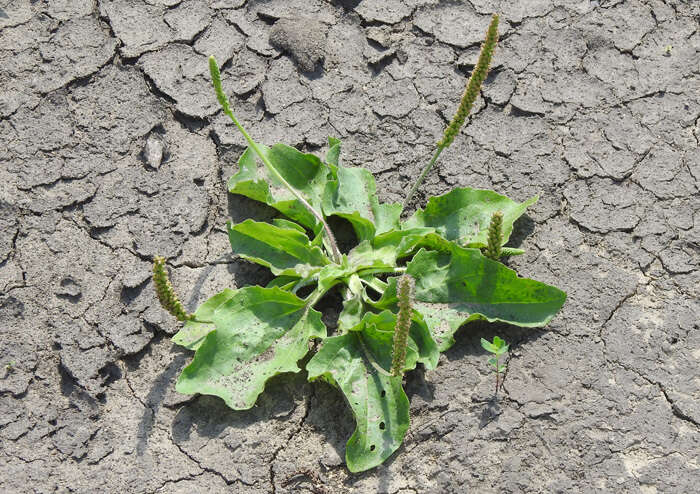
left=1, top=0, right=699, bottom=493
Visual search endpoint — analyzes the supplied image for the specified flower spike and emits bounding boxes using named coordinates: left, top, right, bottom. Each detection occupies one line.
left=403, top=14, right=499, bottom=209
left=391, top=275, right=415, bottom=377
left=485, top=211, right=503, bottom=260
left=152, top=256, right=194, bottom=322
left=438, top=14, right=499, bottom=149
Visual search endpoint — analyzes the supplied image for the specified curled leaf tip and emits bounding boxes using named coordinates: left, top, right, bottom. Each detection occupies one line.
left=152, top=256, right=194, bottom=322
left=391, top=274, right=415, bottom=377
left=437, top=13, right=499, bottom=149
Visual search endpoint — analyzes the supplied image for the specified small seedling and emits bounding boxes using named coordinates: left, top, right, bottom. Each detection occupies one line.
left=5, top=361, right=16, bottom=374
left=153, top=13, right=566, bottom=472
left=481, top=336, right=508, bottom=395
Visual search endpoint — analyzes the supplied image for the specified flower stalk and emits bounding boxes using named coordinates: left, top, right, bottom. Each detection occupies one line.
left=391, top=275, right=415, bottom=377
left=152, top=256, right=195, bottom=322
left=209, top=56, right=342, bottom=264
left=403, top=14, right=500, bottom=208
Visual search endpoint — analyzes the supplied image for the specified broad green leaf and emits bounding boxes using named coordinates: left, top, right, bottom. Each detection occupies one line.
left=228, top=144, right=331, bottom=231
left=481, top=337, right=498, bottom=353
left=360, top=311, right=437, bottom=371
left=338, top=294, right=364, bottom=332
left=228, top=219, right=329, bottom=278
left=271, top=218, right=307, bottom=234
left=172, top=289, right=236, bottom=350
left=488, top=357, right=498, bottom=367
left=176, top=286, right=325, bottom=409
left=409, top=313, right=440, bottom=370
left=348, top=240, right=398, bottom=272
left=403, top=188, right=537, bottom=248
left=323, top=166, right=402, bottom=241
left=266, top=276, right=299, bottom=291
left=306, top=316, right=412, bottom=472
left=372, top=227, right=437, bottom=259
left=493, top=336, right=506, bottom=348
left=374, top=245, right=566, bottom=351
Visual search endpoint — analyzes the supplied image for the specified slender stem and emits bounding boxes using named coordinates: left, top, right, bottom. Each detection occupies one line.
left=306, top=288, right=325, bottom=308
left=356, top=266, right=406, bottom=278
left=291, top=275, right=319, bottom=295
left=209, top=56, right=342, bottom=264
left=403, top=146, right=443, bottom=209
left=495, top=357, right=499, bottom=396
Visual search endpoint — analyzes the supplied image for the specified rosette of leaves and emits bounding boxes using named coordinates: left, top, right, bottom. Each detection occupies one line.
left=164, top=17, right=566, bottom=472
left=171, top=117, right=566, bottom=474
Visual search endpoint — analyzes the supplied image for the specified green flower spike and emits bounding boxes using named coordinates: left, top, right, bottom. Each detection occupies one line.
left=438, top=14, right=499, bottom=149
left=152, top=256, right=194, bottom=322
left=485, top=211, right=503, bottom=260
left=391, top=275, right=415, bottom=377
left=404, top=13, right=500, bottom=208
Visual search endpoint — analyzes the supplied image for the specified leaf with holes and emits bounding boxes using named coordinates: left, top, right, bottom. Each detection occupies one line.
left=306, top=312, right=419, bottom=472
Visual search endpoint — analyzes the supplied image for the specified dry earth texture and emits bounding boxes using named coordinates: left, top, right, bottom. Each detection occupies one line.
left=1, top=0, right=699, bottom=493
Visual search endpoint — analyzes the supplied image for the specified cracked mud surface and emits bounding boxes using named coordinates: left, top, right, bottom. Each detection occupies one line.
left=1, top=0, right=698, bottom=492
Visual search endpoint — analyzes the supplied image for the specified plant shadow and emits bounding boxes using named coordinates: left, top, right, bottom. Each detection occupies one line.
left=507, top=213, right=535, bottom=250
left=171, top=371, right=305, bottom=446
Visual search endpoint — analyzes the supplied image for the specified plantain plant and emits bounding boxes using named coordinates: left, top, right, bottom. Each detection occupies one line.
left=153, top=14, right=566, bottom=472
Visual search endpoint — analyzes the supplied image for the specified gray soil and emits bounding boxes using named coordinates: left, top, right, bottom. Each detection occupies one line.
left=1, top=0, right=698, bottom=492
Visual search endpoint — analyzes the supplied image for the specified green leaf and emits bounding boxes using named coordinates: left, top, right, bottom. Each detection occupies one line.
left=338, top=293, right=364, bottom=332
left=492, top=335, right=506, bottom=349
left=228, top=144, right=331, bottom=231
left=357, top=311, right=419, bottom=373
left=498, top=365, right=507, bottom=372
left=172, top=289, right=236, bottom=350
left=326, top=137, right=341, bottom=167
left=360, top=275, right=388, bottom=298
left=266, top=275, right=300, bottom=291
left=407, top=310, right=440, bottom=370
left=487, top=357, right=498, bottom=367
left=480, top=337, right=498, bottom=354
left=228, top=219, right=329, bottom=277
left=348, top=240, right=399, bottom=272
left=403, top=188, right=537, bottom=248
left=372, top=227, right=438, bottom=260
left=271, top=218, right=307, bottom=234
left=374, top=245, right=566, bottom=351
left=316, top=259, right=353, bottom=294
left=176, top=286, right=325, bottom=409
left=306, top=316, right=412, bottom=472
left=323, top=165, right=402, bottom=241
